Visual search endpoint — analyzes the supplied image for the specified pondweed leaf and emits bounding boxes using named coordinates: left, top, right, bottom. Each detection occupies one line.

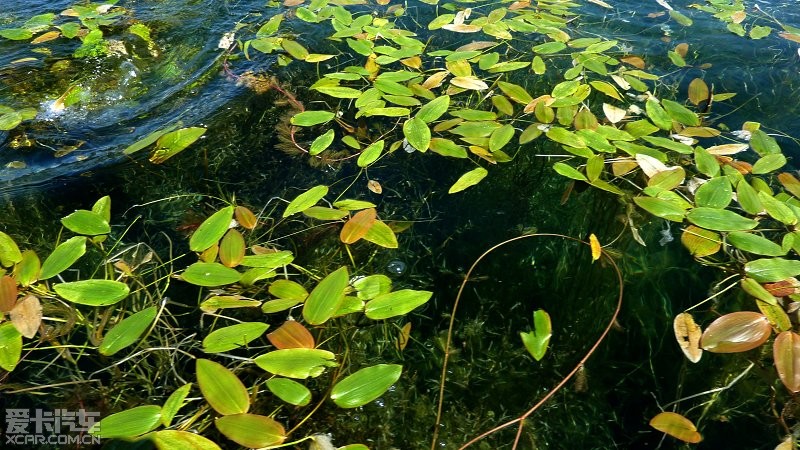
left=330, top=364, right=402, bottom=408
left=9, top=294, right=41, bottom=339
left=197, top=358, right=250, bottom=415
left=267, top=320, right=315, bottom=349
left=152, top=430, right=221, bottom=450
left=0, top=322, right=22, bottom=371
left=340, top=208, right=377, bottom=244
left=649, top=412, right=702, bottom=443
left=700, top=311, right=771, bottom=353
left=54, top=280, right=130, bottom=306
left=267, top=378, right=312, bottom=406
left=283, top=185, right=328, bottom=217
left=215, top=414, right=286, bottom=448
left=290, top=111, right=335, bottom=126
left=99, top=306, right=158, bottom=356
left=303, top=266, right=349, bottom=325
left=673, top=312, right=702, bottom=363
left=39, top=236, right=86, bottom=280
left=403, top=117, right=431, bottom=151
left=202, top=322, right=269, bottom=353
left=774, top=331, right=800, bottom=393
left=150, top=127, right=206, bottom=164
left=254, top=348, right=337, bottom=379
left=448, top=167, right=488, bottom=194
left=190, top=206, right=234, bottom=252
left=90, top=405, right=161, bottom=439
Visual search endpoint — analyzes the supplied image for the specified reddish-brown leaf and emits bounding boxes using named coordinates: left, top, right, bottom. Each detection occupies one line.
left=765, top=279, right=800, bottom=297
left=700, top=311, right=771, bottom=353
left=649, top=411, right=702, bottom=443
left=673, top=313, right=702, bottom=363
left=339, top=208, right=377, bottom=244
left=0, top=275, right=17, bottom=313
left=219, top=229, right=245, bottom=268
left=267, top=320, right=315, bottom=349
left=774, top=331, right=800, bottom=393
left=10, top=294, right=42, bottom=339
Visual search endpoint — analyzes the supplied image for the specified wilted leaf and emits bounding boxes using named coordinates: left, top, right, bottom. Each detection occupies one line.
left=673, top=312, right=702, bottom=363
left=10, top=295, right=41, bottom=339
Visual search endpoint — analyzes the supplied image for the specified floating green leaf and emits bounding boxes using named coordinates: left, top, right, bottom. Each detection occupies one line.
left=416, top=95, right=450, bottom=123
left=303, top=266, right=349, bottom=325
left=686, top=207, right=757, bottom=231
left=90, top=405, right=162, bottom=439
left=310, top=129, right=335, bottom=155
left=150, top=127, right=207, bottom=164
left=633, top=197, right=686, bottom=222
left=283, top=185, right=328, bottom=217
left=215, top=414, right=286, bottom=448
left=267, top=378, right=312, bottom=406
left=290, top=111, right=335, bottom=126
left=182, top=262, right=241, bottom=287
left=330, top=364, right=402, bottom=408
left=694, top=177, right=732, bottom=208
left=161, top=384, right=192, bottom=428
left=745, top=258, right=800, bottom=283
left=448, top=167, right=488, bottom=194
left=752, top=153, right=787, bottom=174
left=54, top=280, right=130, bottom=306
left=60, top=210, right=110, bottom=236
left=254, top=348, right=337, bottom=379
left=0, top=231, right=22, bottom=267
left=727, top=232, right=785, bottom=257
left=39, top=236, right=86, bottom=280
left=202, top=322, right=269, bottom=353
left=363, top=220, right=399, bottom=249
left=197, top=358, right=250, bottom=415
left=190, top=206, right=234, bottom=252
left=0, top=322, right=22, bottom=372
left=152, top=430, right=222, bottom=450
left=99, top=306, right=158, bottom=356
left=403, top=117, right=431, bottom=152
left=365, top=289, right=432, bottom=320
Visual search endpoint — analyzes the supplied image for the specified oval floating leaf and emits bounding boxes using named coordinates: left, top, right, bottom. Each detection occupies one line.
left=90, top=405, right=162, bottom=439
left=203, top=322, right=269, bottom=353
left=161, top=383, right=192, bottom=428
left=10, top=294, right=41, bottom=340
left=39, top=236, right=86, bottom=280
left=219, top=229, right=246, bottom=268
left=416, top=95, right=450, bottom=123
left=267, top=320, right=315, bottom=349
left=215, top=414, right=286, bottom=448
left=99, top=306, right=158, bottom=356
left=283, top=185, right=328, bottom=218
left=303, top=266, right=349, bottom=325
left=340, top=208, right=377, bottom=244
left=774, top=331, right=800, bottom=393
left=182, top=262, right=242, bottom=287
left=197, top=358, right=250, bottom=415
left=54, top=280, right=130, bottom=306
left=190, top=206, right=234, bottom=252
left=152, top=430, right=222, bottom=450
left=649, top=412, right=702, bottom=444
left=267, top=378, right=312, bottom=406
left=0, top=275, right=17, bottom=313
left=727, top=232, right=785, bottom=256
left=0, top=322, right=22, bottom=371
left=254, top=348, right=337, bottom=379
left=403, top=117, right=431, bottom=152
left=330, top=364, right=402, bottom=408
left=290, top=111, right=335, bottom=127
left=686, top=207, right=757, bottom=231
left=700, top=311, right=771, bottom=353
left=0, top=231, right=22, bottom=267
left=61, top=210, right=110, bottom=236
left=365, top=289, right=432, bottom=320
left=448, top=167, right=488, bottom=194
left=745, top=258, right=800, bottom=283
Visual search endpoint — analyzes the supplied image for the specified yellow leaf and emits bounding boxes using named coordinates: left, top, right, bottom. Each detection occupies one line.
left=649, top=412, right=702, bottom=443
left=450, top=76, right=488, bottom=91
left=589, top=234, right=601, bottom=262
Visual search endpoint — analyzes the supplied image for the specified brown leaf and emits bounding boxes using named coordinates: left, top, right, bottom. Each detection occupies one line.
left=31, top=31, right=61, bottom=44
left=620, top=56, right=646, bottom=69
left=367, top=180, right=383, bottom=194
left=10, top=294, right=42, bottom=339
left=673, top=312, right=703, bottom=363
left=0, top=275, right=18, bottom=313
left=340, top=208, right=377, bottom=244
left=687, top=78, right=709, bottom=106
left=267, top=320, right=315, bottom=349
left=700, top=311, right=771, bottom=353
left=674, top=42, right=688, bottom=58
left=649, top=412, right=702, bottom=444
left=774, top=331, right=800, bottom=393
left=396, top=322, right=412, bottom=351
left=765, top=279, right=800, bottom=297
